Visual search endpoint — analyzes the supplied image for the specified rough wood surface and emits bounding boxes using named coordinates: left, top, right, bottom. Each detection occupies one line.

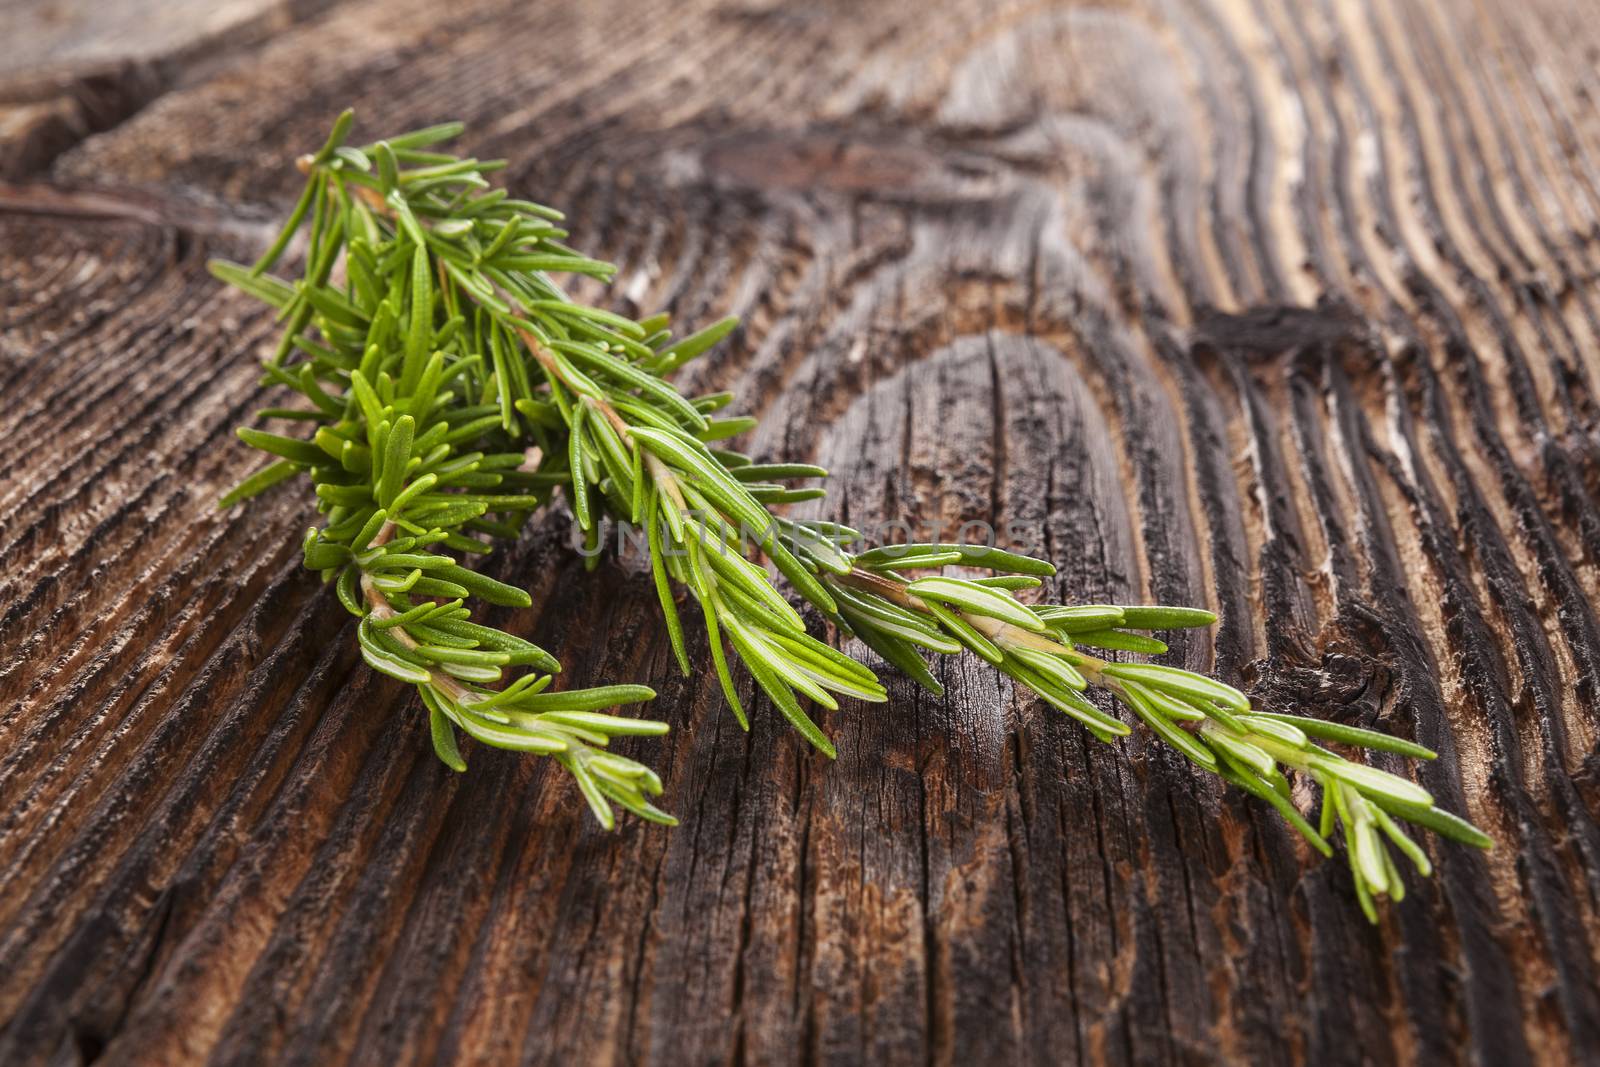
left=4, top=0, right=1600, bottom=1063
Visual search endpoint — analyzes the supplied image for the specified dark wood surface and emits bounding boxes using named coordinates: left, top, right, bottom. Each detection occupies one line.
left=4, top=1, right=1600, bottom=1063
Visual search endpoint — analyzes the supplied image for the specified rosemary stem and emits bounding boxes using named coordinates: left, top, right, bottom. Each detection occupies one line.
left=831, top=569, right=920, bottom=607
left=357, top=520, right=472, bottom=706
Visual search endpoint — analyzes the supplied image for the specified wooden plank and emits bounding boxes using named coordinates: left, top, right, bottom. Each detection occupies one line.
left=0, top=0, right=341, bottom=178
left=4, top=0, right=1600, bottom=1063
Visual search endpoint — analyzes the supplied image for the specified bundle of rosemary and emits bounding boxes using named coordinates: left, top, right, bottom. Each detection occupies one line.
left=212, top=112, right=1490, bottom=921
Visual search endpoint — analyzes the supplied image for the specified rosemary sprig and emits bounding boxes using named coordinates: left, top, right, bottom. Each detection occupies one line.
left=807, top=552, right=1492, bottom=919
left=213, top=113, right=671, bottom=830
left=212, top=112, right=1490, bottom=918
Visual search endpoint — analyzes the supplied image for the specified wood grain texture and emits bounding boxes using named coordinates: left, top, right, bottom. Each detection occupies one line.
left=3, top=0, right=1600, bottom=1063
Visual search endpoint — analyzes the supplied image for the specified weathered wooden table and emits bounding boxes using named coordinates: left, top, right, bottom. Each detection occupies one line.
left=4, top=1, right=1599, bottom=1063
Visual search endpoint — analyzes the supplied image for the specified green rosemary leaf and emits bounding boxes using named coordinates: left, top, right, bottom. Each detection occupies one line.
left=410, top=576, right=472, bottom=599
left=425, top=696, right=469, bottom=772
left=851, top=625, right=944, bottom=697
left=303, top=279, right=368, bottom=328
left=919, top=599, right=1004, bottom=665
left=1099, top=662, right=1250, bottom=712
left=1011, top=665, right=1128, bottom=738
left=219, top=458, right=298, bottom=507
left=453, top=711, right=567, bottom=754
left=836, top=600, right=962, bottom=655
left=729, top=463, right=829, bottom=483
left=389, top=473, right=439, bottom=515
left=1068, top=629, right=1169, bottom=655
left=647, top=315, right=738, bottom=374
left=334, top=145, right=372, bottom=171
left=315, top=482, right=371, bottom=507
left=1307, top=753, right=1434, bottom=808
left=433, top=563, right=532, bottom=608
left=761, top=532, right=839, bottom=617
left=1237, top=713, right=1309, bottom=750
left=1007, top=646, right=1087, bottom=693
left=700, top=416, right=757, bottom=441
left=828, top=584, right=952, bottom=641
left=563, top=754, right=618, bottom=830
left=553, top=341, right=708, bottom=431
left=335, top=565, right=364, bottom=616
left=1218, top=763, right=1331, bottom=856
left=568, top=403, right=593, bottom=530
left=536, top=710, right=670, bottom=736
left=1201, top=727, right=1276, bottom=778
left=1346, top=796, right=1391, bottom=893
left=371, top=599, right=451, bottom=630
left=703, top=600, right=748, bottom=728
left=1036, top=604, right=1126, bottom=632
left=970, top=575, right=1043, bottom=591
left=1196, top=700, right=1248, bottom=734
left=237, top=426, right=324, bottom=466
left=1113, top=605, right=1219, bottom=630
left=1373, top=807, right=1433, bottom=875
left=371, top=568, right=423, bottom=594
left=905, top=576, right=1047, bottom=633
left=500, top=684, right=656, bottom=713
left=855, top=542, right=1055, bottom=577
left=371, top=121, right=465, bottom=152
left=731, top=628, right=836, bottom=758
left=356, top=618, right=431, bottom=684
left=780, top=521, right=855, bottom=575
left=645, top=500, right=691, bottom=675
left=870, top=551, right=966, bottom=571
left=743, top=486, right=827, bottom=506
left=1251, top=712, right=1437, bottom=760
left=251, top=179, right=319, bottom=277
left=1129, top=683, right=1206, bottom=722
left=312, top=108, right=356, bottom=164
left=725, top=620, right=838, bottom=711
left=376, top=414, right=414, bottom=507
left=763, top=629, right=887, bottom=701
left=630, top=426, right=764, bottom=527
left=302, top=528, right=349, bottom=570
left=525, top=298, right=645, bottom=338
left=1118, top=680, right=1217, bottom=770
left=402, top=243, right=433, bottom=391
left=413, top=645, right=511, bottom=667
